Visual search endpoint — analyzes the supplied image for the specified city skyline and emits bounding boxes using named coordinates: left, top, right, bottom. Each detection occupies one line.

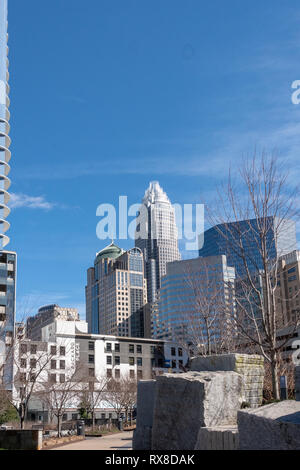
left=5, top=0, right=300, bottom=319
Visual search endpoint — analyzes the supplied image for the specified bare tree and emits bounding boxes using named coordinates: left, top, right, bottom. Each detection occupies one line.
left=2, top=339, right=54, bottom=429
left=39, top=367, right=82, bottom=437
left=209, top=153, right=300, bottom=399
left=79, top=374, right=109, bottom=430
left=104, top=378, right=125, bottom=422
left=119, top=375, right=137, bottom=425
left=104, top=375, right=137, bottom=424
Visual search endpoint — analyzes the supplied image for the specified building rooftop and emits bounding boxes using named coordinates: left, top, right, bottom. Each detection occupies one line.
left=95, top=242, right=124, bottom=262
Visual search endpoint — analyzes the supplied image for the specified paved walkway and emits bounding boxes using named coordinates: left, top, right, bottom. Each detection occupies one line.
left=50, top=431, right=133, bottom=450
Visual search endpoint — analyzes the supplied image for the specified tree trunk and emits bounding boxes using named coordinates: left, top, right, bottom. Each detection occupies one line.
left=57, top=415, right=61, bottom=437
left=271, top=353, right=280, bottom=400
left=92, top=411, right=95, bottom=430
left=20, top=415, right=24, bottom=429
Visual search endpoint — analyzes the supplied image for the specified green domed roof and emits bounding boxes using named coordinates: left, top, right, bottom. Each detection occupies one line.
left=95, top=242, right=123, bottom=262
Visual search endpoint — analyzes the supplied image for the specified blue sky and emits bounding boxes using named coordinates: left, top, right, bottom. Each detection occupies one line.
left=7, top=0, right=300, bottom=318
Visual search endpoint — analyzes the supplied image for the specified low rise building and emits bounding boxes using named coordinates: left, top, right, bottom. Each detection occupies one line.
left=13, top=319, right=188, bottom=424
left=26, top=304, right=79, bottom=341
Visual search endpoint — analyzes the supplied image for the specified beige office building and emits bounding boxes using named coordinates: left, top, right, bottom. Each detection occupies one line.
left=276, top=250, right=300, bottom=327
left=86, top=243, right=147, bottom=338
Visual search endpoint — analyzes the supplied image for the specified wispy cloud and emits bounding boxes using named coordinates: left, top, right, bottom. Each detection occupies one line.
left=9, top=193, right=55, bottom=210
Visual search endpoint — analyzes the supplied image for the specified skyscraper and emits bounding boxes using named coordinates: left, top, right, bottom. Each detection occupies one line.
left=153, top=255, right=236, bottom=350
left=0, top=0, right=10, bottom=250
left=0, top=1, right=17, bottom=389
left=198, top=217, right=297, bottom=278
left=85, top=243, right=147, bottom=337
left=135, top=181, right=180, bottom=303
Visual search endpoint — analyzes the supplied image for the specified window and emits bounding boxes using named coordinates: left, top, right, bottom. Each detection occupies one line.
left=30, top=373, right=36, bottom=382
left=137, top=370, right=143, bottom=380
left=129, top=357, right=135, bottom=366
left=30, top=344, right=37, bottom=355
left=88, top=341, right=94, bottom=351
left=114, top=356, right=120, bottom=366
left=107, top=369, right=112, bottom=378
left=72, top=413, right=78, bottom=421
left=106, top=355, right=112, bottom=365
left=150, top=346, right=155, bottom=354
left=20, top=358, right=27, bottom=369
left=130, top=370, right=135, bottom=379
left=89, top=368, right=94, bottom=377
left=179, top=360, right=183, bottom=368
left=171, top=347, right=176, bottom=356
left=106, top=343, right=112, bottom=352
left=172, top=360, right=177, bottom=369
left=88, top=355, right=94, bottom=364
left=59, top=374, right=65, bottom=383
left=101, top=413, right=105, bottom=419
left=115, top=369, right=120, bottom=379
left=137, top=357, right=143, bottom=367
left=62, top=414, right=67, bottom=422
left=20, top=344, right=27, bottom=354
left=115, top=343, right=120, bottom=352
left=60, top=360, right=65, bottom=370
left=50, top=374, right=56, bottom=383
left=50, top=346, right=57, bottom=356
left=136, top=345, right=142, bottom=354
left=60, top=346, right=66, bottom=356
left=129, top=344, right=134, bottom=353
left=89, top=382, right=94, bottom=391
left=50, top=360, right=56, bottom=370
left=30, top=359, right=37, bottom=369
left=20, top=373, right=26, bottom=382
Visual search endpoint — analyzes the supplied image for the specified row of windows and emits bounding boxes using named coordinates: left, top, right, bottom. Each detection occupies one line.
left=106, top=368, right=143, bottom=379
left=19, top=344, right=65, bottom=356
left=19, top=373, right=66, bottom=384
left=104, top=342, right=143, bottom=354
left=171, top=347, right=183, bottom=356
left=106, top=355, right=143, bottom=366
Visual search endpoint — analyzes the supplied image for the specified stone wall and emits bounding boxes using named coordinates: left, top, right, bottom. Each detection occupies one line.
left=151, top=371, right=243, bottom=450
left=295, top=366, right=300, bottom=401
left=238, top=401, right=300, bottom=450
left=191, top=354, right=264, bottom=407
left=195, top=426, right=239, bottom=450
left=132, top=380, right=156, bottom=450
left=0, top=430, right=42, bottom=450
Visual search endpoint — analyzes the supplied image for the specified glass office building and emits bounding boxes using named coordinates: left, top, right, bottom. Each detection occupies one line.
left=198, top=217, right=297, bottom=278
left=154, top=255, right=236, bottom=350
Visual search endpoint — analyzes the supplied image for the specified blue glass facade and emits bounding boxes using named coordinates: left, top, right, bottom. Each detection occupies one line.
left=198, top=217, right=297, bottom=278
left=154, top=256, right=235, bottom=347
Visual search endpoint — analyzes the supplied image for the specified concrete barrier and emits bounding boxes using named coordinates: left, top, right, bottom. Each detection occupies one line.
left=132, top=380, right=156, bottom=450
left=295, top=366, right=300, bottom=401
left=191, top=354, right=264, bottom=407
left=0, top=429, right=43, bottom=450
left=238, top=400, right=300, bottom=450
left=195, top=426, right=239, bottom=450
left=151, top=371, right=243, bottom=450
